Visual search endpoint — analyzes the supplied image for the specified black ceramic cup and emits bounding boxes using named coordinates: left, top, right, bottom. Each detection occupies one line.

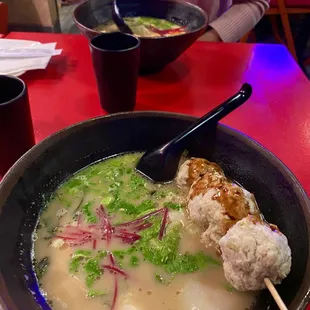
left=90, top=33, right=140, bottom=113
left=0, top=75, right=35, bottom=178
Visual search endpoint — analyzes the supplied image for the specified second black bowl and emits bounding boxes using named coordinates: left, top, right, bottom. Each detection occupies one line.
left=73, top=0, right=208, bottom=74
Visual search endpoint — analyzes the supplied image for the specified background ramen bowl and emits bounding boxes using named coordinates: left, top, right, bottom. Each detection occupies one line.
left=73, top=0, right=208, bottom=74
left=0, top=112, right=309, bottom=309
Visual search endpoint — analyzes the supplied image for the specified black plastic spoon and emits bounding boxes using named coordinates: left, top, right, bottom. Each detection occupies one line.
left=112, top=0, right=133, bottom=35
left=136, top=83, right=253, bottom=183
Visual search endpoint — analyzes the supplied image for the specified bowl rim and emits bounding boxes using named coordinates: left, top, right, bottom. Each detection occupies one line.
left=72, top=0, right=208, bottom=40
left=0, top=111, right=309, bottom=310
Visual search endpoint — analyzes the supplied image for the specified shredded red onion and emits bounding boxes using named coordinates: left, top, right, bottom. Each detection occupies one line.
left=109, top=253, right=115, bottom=266
left=146, top=25, right=185, bottom=36
left=158, top=208, right=169, bottom=240
left=114, top=234, right=141, bottom=244
left=109, top=253, right=118, bottom=310
left=115, top=208, right=165, bottom=228
left=102, top=265, right=128, bottom=277
left=132, top=222, right=153, bottom=232
left=55, top=205, right=165, bottom=248
left=111, top=273, right=118, bottom=310
left=96, top=205, right=112, bottom=244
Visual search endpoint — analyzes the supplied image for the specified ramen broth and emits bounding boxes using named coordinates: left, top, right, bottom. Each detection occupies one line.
left=94, top=17, right=187, bottom=37
left=33, top=153, right=256, bottom=309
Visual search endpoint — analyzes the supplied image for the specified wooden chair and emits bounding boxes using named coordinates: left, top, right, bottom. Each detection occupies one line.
left=0, top=1, right=8, bottom=36
left=241, top=0, right=310, bottom=61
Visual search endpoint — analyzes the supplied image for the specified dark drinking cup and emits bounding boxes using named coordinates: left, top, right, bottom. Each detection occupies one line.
left=90, top=33, right=140, bottom=113
left=0, top=75, right=35, bottom=177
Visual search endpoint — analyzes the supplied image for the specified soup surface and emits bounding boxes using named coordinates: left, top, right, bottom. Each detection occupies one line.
left=94, top=17, right=187, bottom=37
left=33, top=153, right=256, bottom=309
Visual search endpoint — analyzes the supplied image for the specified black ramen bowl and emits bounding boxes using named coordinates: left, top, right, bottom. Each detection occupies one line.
left=0, top=112, right=309, bottom=309
left=73, top=0, right=208, bottom=74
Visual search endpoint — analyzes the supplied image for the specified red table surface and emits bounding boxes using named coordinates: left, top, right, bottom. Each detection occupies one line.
left=6, top=32, right=310, bottom=196
left=3, top=32, right=310, bottom=308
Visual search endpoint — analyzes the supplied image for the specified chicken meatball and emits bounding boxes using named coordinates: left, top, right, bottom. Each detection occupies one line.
left=188, top=173, right=260, bottom=248
left=219, top=216, right=291, bottom=291
left=176, top=158, right=224, bottom=188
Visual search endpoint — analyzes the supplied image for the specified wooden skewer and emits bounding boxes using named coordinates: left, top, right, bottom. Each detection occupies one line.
left=264, top=278, right=288, bottom=310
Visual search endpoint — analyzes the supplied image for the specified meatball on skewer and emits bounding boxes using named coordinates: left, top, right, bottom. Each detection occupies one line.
left=219, top=216, right=291, bottom=291
left=176, top=157, right=292, bottom=293
left=176, top=158, right=224, bottom=188
left=189, top=174, right=260, bottom=248
left=177, top=158, right=260, bottom=249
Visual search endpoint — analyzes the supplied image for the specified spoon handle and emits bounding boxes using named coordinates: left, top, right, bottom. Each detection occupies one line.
left=112, top=0, right=133, bottom=35
left=172, top=83, right=252, bottom=147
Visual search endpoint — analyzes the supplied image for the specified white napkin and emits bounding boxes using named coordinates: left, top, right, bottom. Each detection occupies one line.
left=0, top=48, right=62, bottom=58
left=0, top=39, right=61, bottom=76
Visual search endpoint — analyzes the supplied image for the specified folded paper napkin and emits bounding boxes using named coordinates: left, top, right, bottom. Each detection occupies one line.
left=0, top=39, right=62, bottom=76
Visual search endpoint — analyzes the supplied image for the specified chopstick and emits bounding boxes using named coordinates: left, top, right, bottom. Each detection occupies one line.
left=264, top=278, right=288, bottom=310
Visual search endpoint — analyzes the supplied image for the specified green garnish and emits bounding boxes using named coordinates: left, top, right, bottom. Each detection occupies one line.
left=164, top=201, right=183, bottom=211
left=139, top=217, right=162, bottom=240
left=101, top=195, right=114, bottom=206
left=73, top=250, right=92, bottom=258
left=151, top=190, right=167, bottom=199
left=225, top=283, right=236, bottom=292
left=112, top=247, right=137, bottom=258
left=140, top=223, right=180, bottom=265
left=109, top=181, right=124, bottom=195
left=96, top=250, right=107, bottom=260
left=152, top=189, right=176, bottom=200
left=63, top=177, right=90, bottom=195
left=113, top=250, right=126, bottom=260
left=126, top=173, right=150, bottom=200
left=112, top=248, right=138, bottom=268
left=130, top=17, right=178, bottom=30
left=87, top=290, right=106, bottom=298
left=89, top=154, right=137, bottom=182
left=130, top=256, right=139, bottom=267
left=84, top=259, right=102, bottom=288
left=165, top=252, right=220, bottom=274
left=139, top=222, right=220, bottom=274
left=84, top=259, right=102, bottom=275
left=69, top=250, right=104, bottom=287
left=137, top=200, right=155, bottom=214
left=82, top=202, right=97, bottom=223
left=129, top=173, right=146, bottom=191
left=155, top=273, right=165, bottom=284
left=35, top=257, right=49, bottom=280
left=70, top=257, right=82, bottom=273
left=70, top=250, right=91, bottom=273
left=107, top=199, right=155, bottom=217
left=108, top=199, right=135, bottom=214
